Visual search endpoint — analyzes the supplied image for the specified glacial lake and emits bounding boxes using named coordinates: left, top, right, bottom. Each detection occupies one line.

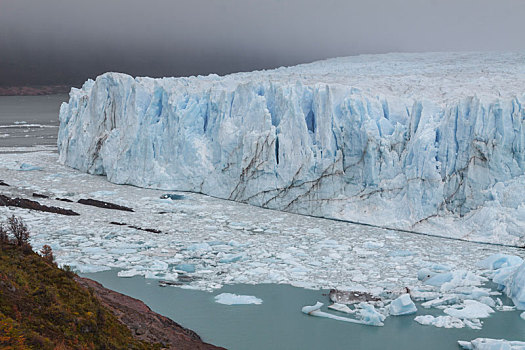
left=82, top=271, right=525, bottom=350
left=2, top=94, right=525, bottom=349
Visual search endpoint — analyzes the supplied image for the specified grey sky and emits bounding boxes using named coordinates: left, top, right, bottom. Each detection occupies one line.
left=1, top=0, right=524, bottom=86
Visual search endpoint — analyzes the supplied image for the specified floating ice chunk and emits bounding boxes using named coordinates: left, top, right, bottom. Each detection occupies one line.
left=428, top=263, right=453, bottom=272
left=175, top=264, right=196, bottom=273
left=214, top=293, right=262, bottom=305
left=418, top=268, right=437, bottom=282
left=424, top=272, right=453, bottom=286
left=463, top=319, right=483, bottom=330
left=478, top=297, right=496, bottom=308
left=149, top=260, right=169, bottom=270
left=161, top=272, right=179, bottom=281
left=186, top=243, right=211, bottom=251
left=421, top=296, right=460, bottom=308
left=363, top=241, right=384, bottom=249
left=356, top=303, right=386, bottom=326
left=502, top=263, right=525, bottom=310
left=387, top=250, right=414, bottom=257
left=19, top=163, right=43, bottom=171
left=414, top=315, right=465, bottom=329
left=440, top=270, right=487, bottom=292
left=478, top=254, right=524, bottom=270
left=458, top=338, right=525, bottom=350
left=444, top=300, right=494, bottom=319
left=410, top=289, right=440, bottom=302
left=73, top=264, right=111, bottom=273
left=493, top=266, right=520, bottom=286
left=219, top=254, right=243, bottom=263
left=389, top=294, right=417, bottom=316
left=118, top=269, right=143, bottom=278
left=521, top=312, right=525, bottom=321
left=301, top=302, right=381, bottom=326
left=328, top=303, right=354, bottom=314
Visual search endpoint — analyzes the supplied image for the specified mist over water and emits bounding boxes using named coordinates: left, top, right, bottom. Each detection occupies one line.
left=1, top=0, right=525, bottom=86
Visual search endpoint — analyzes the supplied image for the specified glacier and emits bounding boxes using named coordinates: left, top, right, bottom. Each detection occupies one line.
left=57, top=51, right=525, bottom=245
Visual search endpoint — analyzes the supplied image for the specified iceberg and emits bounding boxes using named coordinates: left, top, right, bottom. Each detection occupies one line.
left=389, top=294, right=417, bottom=316
left=301, top=302, right=384, bottom=326
left=478, top=254, right=524, bottom=270
left=444, top=300, right=494, bottom=319
left=501, top=263, right=525, bottom=310
left=214, top=293, right=262, bottom=305
left=58, top=52, right=525, bottom=245
left=414, top=315, right=465, bottom=329
left=481, top=255, right=525, bottom=310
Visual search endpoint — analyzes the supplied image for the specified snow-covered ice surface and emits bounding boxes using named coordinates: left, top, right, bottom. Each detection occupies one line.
left=58, top=51, right=525, bottom=246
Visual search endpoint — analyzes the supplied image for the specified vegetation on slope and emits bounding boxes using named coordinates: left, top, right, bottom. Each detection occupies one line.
left=0, top=215, right=162, bottom=350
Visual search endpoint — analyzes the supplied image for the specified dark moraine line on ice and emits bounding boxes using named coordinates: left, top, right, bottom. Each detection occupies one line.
left=77, top=198, right=134, bottom=212
left=194, top=190, right=525, bottom=249
left=0, top=194, right=80, bottom=216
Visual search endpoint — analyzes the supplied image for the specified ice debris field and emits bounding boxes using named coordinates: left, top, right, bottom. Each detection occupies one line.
left=58, top=51, right=525, bottom=246
left=1, top=150, right=524, bottom=334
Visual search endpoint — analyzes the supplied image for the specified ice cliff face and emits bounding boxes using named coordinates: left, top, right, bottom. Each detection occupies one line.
left=58, top=52, right=525, bottom=246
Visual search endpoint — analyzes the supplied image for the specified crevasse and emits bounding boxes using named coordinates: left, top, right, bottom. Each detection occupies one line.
left=57, top=52, right=525, bottom=246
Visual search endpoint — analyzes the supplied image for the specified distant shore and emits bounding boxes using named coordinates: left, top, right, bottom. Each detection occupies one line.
left=0, top=85, right=71, bottom=96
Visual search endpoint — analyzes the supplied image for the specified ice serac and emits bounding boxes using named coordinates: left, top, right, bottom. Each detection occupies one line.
left=58, top=52, right=525, bottom=245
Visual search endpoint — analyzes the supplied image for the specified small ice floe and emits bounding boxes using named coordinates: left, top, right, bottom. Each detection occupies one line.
left=444, top=300, right=495, bottom=319
left=389, top=294, right=417, bottom=316
left=520, top=312, right=525, bottom=320
left=414, top=315, right=465, bottom=329
left=328, top=303, right=354, bottom=314
left=72, top=264, right=110, bottom=273
left=356, top=303, right=386, bottom=326
left=214, top=293, right=262, bottom=305
left=387, top=250, right=414, bottom=257
left=18, top=163, right=43, bottom=171
left=175, top=263, right=196, bottom=273
left=117, top=269, right=143, bottom=278
left=302, top=302, right=384, bottom=326
left=458, top=338, right=525, bottom=350
left=186, top=243, right=212, bottom=252
left=421, top=295, right=460, bottom=309
left=477, top=254, right=523, bottom=270
left=219, top=254, right=243, bottom=263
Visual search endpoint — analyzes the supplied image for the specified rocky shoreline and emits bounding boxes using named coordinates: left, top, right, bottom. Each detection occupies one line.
left=75, top=277, right=225, bottom=350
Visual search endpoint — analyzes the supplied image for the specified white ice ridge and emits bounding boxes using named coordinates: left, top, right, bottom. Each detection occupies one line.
left=58, top=52, right=525, bottom=245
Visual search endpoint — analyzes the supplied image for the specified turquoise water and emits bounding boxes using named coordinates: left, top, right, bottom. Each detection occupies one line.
left=82, top=271, right=525, bottom=350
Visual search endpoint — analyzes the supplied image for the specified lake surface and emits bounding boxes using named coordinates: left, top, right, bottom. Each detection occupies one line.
left=0, top=94, right=67, bottom=148
left=83, top=270, right=525, bottom=350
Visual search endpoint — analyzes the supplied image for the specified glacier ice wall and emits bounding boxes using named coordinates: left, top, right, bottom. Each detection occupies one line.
left=58, top=52, right=525, bottom=246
